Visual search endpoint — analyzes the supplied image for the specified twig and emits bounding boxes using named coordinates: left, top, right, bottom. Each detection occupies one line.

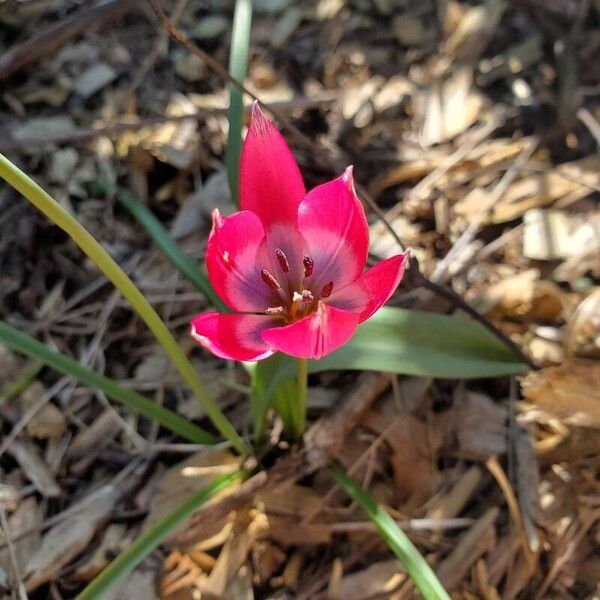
left=417, top=270, right=536, bottom=370
left=0, top=0, right=142, bottom=79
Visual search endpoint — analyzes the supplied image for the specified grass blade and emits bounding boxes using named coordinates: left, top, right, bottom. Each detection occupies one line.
left=0, top=320, right=216, bottom=444
left=0, top=153, right=247, bottom=455
left=331, top=464, right=451, bottom=600
left=92, top=180, right=227, bottom=312
left=226, top=0, right=252, bottom=204
left=75, top=470, right=243, bottom=599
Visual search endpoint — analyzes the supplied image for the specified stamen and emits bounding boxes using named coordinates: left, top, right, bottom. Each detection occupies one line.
left=301, top=290, right=314, bottom=303
left=303, top=255, right=314, bottom=277
left=266, top=306, right=285, bottom=315
left=275, top=248, right=290, bottom=272
left=320, top=281, right=333, bottom=298
left=261, top=269, right=281, bottom=291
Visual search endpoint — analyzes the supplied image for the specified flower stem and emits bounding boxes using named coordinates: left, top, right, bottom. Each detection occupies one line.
left=293, top=357, right=308, bottom=439
left=0, top=153, right=248, bottom=456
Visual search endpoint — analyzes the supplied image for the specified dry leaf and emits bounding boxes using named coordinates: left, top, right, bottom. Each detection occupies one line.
left=20, top=382, right=67, bottom=439
left=0, top=497, right=42, bottom=579
left=334, top=559, right=405, bottom=600
left=521, top=360, right=600, bottom=428
left=523, top=209, right=572, bottom=261
left=24, top=485, right=119, bottom=590
left=468, top=269, right=564, bottom=321
left=8, top=439, right=61, bottom=498
left=419, top=67, right=485, bottom=146
left=566, top=288, right=600, bottom=358
left=443, top=0, right=506, bottom=62
left=74, top=524, right=129, bottom=581
left=451, top=391, right=507, bottom=459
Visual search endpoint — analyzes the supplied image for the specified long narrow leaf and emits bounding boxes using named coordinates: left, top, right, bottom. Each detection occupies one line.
left=226, top=0, right=252, bottom=203
left=92, top=180, right=227, bottom=311
left=75, top=470, right=243, bottom=599
left=0, top=153, right=247, bottom=454
left=253, top=306, right=528, bottom=406
left=331, top=464, right=450, bottom=600
left=0, top=320, right=216, bottom=444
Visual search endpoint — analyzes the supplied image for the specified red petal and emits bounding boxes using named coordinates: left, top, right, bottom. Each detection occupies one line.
left=206, top=208, right=276, bottom=312
left=328, top=253, right=408, bottom=322
left=261, top=302, right=359, bottom=359
left=240, top=103, right=306, bottom=228
left=191, top=312, right=274, bottom=361
left=298, top=167, right=369, bottom=292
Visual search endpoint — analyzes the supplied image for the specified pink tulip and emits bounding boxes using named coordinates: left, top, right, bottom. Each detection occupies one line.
left=191, top=104, right=408, bottom=360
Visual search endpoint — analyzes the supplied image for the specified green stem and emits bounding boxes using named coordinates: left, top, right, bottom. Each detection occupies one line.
left=292, top=357, right=308, bottom=439
left=226, top=0, right=252, bottom=204
left=75, top=470, right=243, bottom=600
left=0, top=153, right=247, bottom=456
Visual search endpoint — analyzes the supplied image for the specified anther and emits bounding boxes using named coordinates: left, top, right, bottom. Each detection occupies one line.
left=266, top=306, right=285, bottom=315
left=275, top=248, right=290, bottom=273
left=301, top=290, right=314, bottom=303
left=261, top=269, right=281, bottom=291
left=303, top=255, right=314, bottom=277
left=320, top=281, right=333, bottom=298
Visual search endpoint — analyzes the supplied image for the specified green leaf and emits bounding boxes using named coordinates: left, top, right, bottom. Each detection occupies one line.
left=75, top=470, right=243, bottom=600
left=226, top=0, right=253, bottom=204
left=331, top=464, right=451, bottom=600
left=0, top=320, right=216, bottom=444
left=0, top=152, right=247, bottom=454
left=254, top=307, right=528, bottom=404
left=249, top=353, right=289, bottom=440
left=91, top=180, right=227, bottom=312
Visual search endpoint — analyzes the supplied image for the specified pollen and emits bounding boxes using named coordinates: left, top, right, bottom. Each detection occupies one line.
left=275, top=248, right=290, bottom=273
left=261, top=269, right=281, bottom=291
left=266, top=306, right=285, bottom=315
left=301, top=289, right=314, bottom=303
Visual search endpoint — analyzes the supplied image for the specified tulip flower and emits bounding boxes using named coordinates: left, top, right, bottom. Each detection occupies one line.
left=191, top=104, right=408, bottom=361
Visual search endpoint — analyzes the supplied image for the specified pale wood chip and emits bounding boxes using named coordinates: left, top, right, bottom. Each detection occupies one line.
left=521, top=359, right=600, bottom=428
left=24, top=484, right=119, bottom=591
left=8, top=439, right=61, bottom=498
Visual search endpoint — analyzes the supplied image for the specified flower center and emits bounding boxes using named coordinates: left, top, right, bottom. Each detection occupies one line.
left=260, top=249, right=333, bottom=322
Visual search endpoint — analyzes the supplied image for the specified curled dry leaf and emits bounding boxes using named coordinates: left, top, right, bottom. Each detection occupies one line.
left=566, top=288, right=600, bottom=358
left=521, top=359, right=600, bottom=428
left=467, top=269, right=564, bottom=322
